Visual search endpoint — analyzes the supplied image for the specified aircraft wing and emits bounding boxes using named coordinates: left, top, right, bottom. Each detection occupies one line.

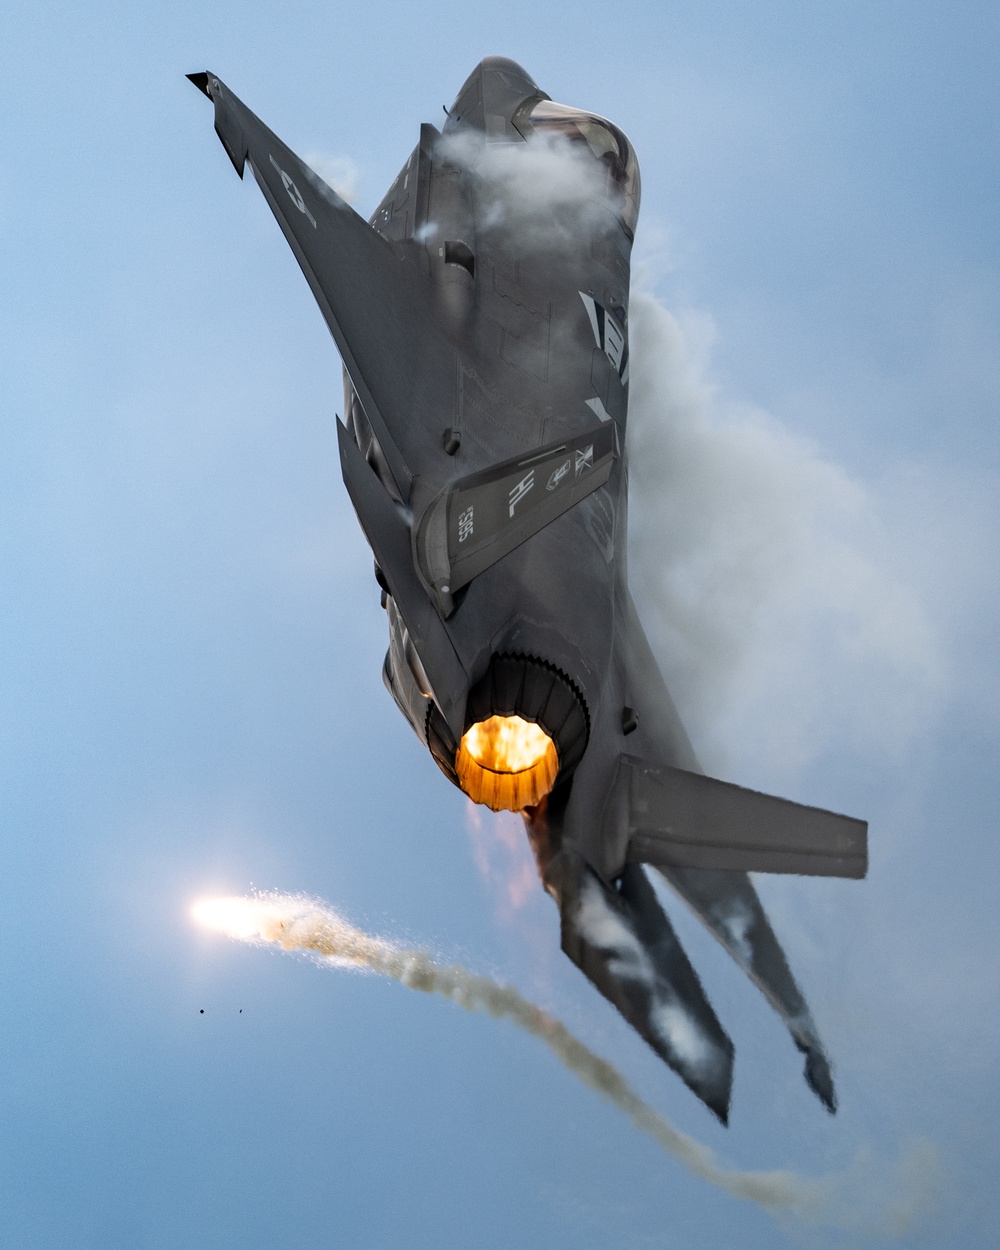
left=188, top=71, right=458, bottom=504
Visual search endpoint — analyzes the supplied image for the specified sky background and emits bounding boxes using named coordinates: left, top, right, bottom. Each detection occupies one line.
left=1, top=2, right=998, bottom=1247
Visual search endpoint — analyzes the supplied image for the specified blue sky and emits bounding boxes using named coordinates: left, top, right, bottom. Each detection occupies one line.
left=1, top=2, right=998, bottom=1247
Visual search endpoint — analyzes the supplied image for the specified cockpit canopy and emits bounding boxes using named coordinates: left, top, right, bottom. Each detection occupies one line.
left=513, top=98, right=641, bottom=234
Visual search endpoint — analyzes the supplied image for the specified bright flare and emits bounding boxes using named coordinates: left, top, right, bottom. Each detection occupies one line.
left=191, top=895, right=325, bottom=946
left=192, top=897, right=270, bottom=939
left=456, top=714, right=558, bottom=811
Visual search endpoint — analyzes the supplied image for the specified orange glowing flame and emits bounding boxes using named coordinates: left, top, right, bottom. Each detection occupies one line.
left=456, top=714, right=559, bottom=812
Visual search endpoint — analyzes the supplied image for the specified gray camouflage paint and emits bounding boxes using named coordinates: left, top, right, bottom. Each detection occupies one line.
left=189, top=56, right=867, bottom=1122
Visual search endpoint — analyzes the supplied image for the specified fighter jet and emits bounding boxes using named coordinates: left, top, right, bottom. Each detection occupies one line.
left=188, top=57, right=867, bottom=1123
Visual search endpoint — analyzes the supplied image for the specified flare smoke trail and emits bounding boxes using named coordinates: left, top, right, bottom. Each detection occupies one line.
left=193, top=892, right=936, bottom=1234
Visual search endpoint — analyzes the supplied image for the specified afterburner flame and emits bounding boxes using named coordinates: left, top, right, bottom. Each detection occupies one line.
left=456, top=714, right=558, bottom=811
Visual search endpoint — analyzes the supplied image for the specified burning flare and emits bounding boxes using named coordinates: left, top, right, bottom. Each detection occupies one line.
left=455, top=714, right=558, bottom=811
left=191, top=891, right=937, bottom=1235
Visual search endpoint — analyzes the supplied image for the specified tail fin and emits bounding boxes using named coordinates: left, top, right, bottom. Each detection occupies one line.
left=549, top=851, right=734, bottom=1122
left=415, top=422, right=616, bottom=613
left=653, top=865, right=837, bottom=1112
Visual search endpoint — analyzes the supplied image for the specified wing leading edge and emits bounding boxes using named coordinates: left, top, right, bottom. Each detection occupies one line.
left=188, top=71, right=460, bottom=504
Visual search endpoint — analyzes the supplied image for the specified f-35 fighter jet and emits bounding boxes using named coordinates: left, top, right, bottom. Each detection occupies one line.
left=188, top=57, right=867, bottom=1123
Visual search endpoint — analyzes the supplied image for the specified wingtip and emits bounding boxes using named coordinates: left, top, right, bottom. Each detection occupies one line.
left=804, top=1048, right=837, bottom=1114
left=688, top=1040, right=734, bottom=1126
left=186, top=71, right=211, bottom=96
left=707, top=1090, right=731, bottom=1127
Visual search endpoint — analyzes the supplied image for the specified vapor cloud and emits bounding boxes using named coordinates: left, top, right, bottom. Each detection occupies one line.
left=438, top=128, right=618, bottom=253
left=194, top=892, right=938, bottom=1236
left=303, top=153, right=361, bottom=205
left=626, top=291, right=947, bottom=777
left=431, top=129, right=952, bottom=781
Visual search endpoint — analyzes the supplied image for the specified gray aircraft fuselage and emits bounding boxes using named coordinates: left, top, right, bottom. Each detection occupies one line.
left=188, top=57, right=867, bottom=1123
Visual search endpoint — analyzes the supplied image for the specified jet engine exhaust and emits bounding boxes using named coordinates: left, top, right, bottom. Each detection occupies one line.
left=456, top=714, right=559, bottom=810
left=190, top=891, right=933, bottom=1232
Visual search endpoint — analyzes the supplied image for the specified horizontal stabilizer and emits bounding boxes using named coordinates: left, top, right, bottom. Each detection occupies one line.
left=555, top=854, right=734, bottom=1122
left=415, top=422, right=615, bottom=608
left=653, top=865, right=837, bottom=1111
left=618, top=758, right=868, bottom=878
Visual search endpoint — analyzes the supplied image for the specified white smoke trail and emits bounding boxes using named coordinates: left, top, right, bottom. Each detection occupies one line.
left=193, top=892, right=937, bottom=1234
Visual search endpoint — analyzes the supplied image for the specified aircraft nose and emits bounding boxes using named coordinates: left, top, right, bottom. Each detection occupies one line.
left=445, top=57, right=544, bottom=134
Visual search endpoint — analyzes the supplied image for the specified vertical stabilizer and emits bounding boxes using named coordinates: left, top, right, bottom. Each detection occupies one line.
left=550, top=853, right=734, bottom=1122
left=653, top=866, right=836, bottom=1112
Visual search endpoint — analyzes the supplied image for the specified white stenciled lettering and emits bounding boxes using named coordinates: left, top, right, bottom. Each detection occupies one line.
left=508, top=470, right=535, bottom=517
left=457, top=505, right=474, bottom=543
left=546, top=459, right=571, bottom=491
left=575, top=445, right=594, bottom=476
left=269, top=155, right=317, bottom=228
